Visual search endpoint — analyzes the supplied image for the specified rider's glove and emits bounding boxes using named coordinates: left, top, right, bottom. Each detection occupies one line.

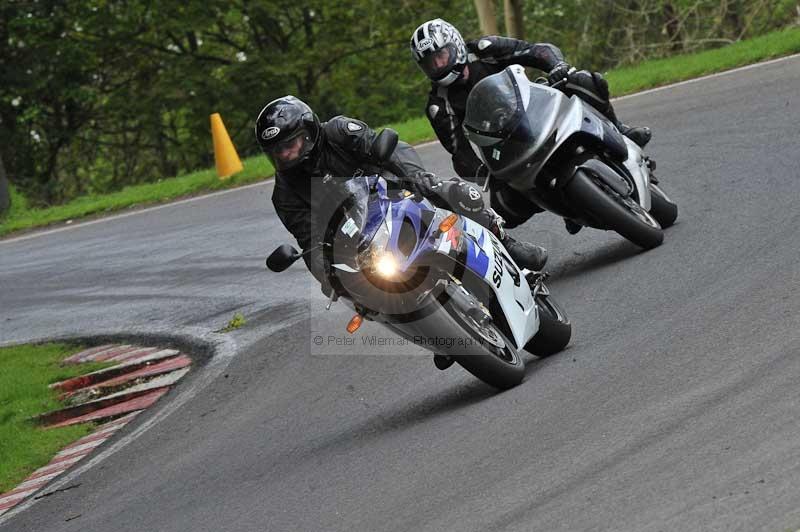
left=410, top=171, right=441, bottom=199
left=547, top=62, right=575, bottom=86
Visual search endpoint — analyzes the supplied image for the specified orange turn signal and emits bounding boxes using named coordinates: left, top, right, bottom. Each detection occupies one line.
left=346, top=314, right=363, bottom=334
left=438, top=213, right=459, bottom=233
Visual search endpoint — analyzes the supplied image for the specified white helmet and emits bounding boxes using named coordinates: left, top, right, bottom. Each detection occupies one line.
left=410, top=19, right=468, bottom=87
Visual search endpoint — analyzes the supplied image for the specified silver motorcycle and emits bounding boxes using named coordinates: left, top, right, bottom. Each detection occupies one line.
left=464, top=65, right=678, bottom=249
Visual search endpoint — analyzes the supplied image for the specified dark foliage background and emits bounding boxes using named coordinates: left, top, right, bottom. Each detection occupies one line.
left=2, top=0, right=797, bottom=205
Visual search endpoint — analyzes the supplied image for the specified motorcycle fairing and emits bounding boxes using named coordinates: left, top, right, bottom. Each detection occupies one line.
left=620, top=137, right=652, bottom=210
left=387, top=197, right=434, bottom=271
left=356, top=176, right=391, bottom=248
left=437, top=216, right=538, bottom=348
left=464, top=66, right=653, bottom=210
left=341, top=175, right=539, bottom=350
left=436, top=223, right=492, bottom=279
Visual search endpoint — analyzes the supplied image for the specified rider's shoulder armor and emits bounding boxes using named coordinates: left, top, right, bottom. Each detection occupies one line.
left=323, top=115, right=371, bottom=152
left=325, top=115, right=367, bottom=139
left=467, top=35, right=499, bottom=54
left=466, top=35, right=511, bottom=64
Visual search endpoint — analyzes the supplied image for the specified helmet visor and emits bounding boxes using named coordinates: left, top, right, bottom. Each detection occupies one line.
left=264, top=129, right=314, bottom=171
left=418, top=43, right=458, bottom=81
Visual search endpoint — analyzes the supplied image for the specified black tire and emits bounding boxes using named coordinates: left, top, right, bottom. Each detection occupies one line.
left=525, top=294, right=572, bottom=357
left=648, top=183, right=678, bottom=228
left=445, top=302, right=525, bottom=390
left=566, top=170, right=664, bottom=249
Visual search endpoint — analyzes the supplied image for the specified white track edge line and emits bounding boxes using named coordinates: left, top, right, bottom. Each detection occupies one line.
left=612, top=52, right=800, bottom=102
left=0, top=179, right=275, bottom=245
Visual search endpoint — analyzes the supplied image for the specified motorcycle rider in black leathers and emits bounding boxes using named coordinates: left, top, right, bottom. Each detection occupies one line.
left=410, top=18, right=652, bottom=233
left=255, top=95, right=548, bottom=295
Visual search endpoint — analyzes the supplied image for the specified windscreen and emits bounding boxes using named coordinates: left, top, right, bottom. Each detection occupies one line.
left=464, top=71, right=561, bottom=179
left=321, top=175, right=381, bottom=268
left=340, top=175, right=370, bottom=233
left=463, top=71, right=523, bottom=146
left=337, top=175, right=390, bottom=248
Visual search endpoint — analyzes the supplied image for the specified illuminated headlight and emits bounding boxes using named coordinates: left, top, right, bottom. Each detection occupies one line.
left=374, top=254, right=398, bottom=278
left=357, top=222, right=391, bottom=271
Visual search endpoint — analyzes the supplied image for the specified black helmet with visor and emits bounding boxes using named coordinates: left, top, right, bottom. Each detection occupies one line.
left=255, top=95, right=320, bottom=172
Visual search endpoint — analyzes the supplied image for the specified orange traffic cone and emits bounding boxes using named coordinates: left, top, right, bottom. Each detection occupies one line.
left=210, top=113, right=243, bottom=179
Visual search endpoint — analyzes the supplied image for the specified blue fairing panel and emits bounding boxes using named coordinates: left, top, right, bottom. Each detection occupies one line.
left=464, top=236, right=490, bottom=277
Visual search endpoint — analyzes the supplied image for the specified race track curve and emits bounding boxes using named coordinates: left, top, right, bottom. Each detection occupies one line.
left=1, top=55, right=800, bottom=531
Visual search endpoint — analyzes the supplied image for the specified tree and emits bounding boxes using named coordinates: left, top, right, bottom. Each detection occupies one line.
left=2, top=1, right=797, bottom=207
left=0, top=153, right=9, bottom=215
left=474, top=0, right=499, bottom=35
left=504, top=0, right=525, bottom=39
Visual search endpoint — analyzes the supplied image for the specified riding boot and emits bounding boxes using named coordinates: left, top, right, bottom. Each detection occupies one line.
left=564, top=218, right=583, bottom=235
left=484, top=208, right=548, bottom=271
left=502, top=235, right=548, bottom=271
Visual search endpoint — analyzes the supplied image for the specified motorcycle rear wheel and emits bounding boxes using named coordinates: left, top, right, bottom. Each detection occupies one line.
left=648, top=183, right=678, bottom=228
left=524, top=294, right=572, bottom=357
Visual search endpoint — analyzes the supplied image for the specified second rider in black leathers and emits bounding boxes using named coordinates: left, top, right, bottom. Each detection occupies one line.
left=255, top=95, right=548, bottom=295
left=410, top=18, right=651, bottom=232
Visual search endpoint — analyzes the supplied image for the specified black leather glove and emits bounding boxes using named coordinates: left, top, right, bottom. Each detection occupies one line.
left=410, top=171, right=441, bottom=199
left=547, top=61, right=575, bottom=86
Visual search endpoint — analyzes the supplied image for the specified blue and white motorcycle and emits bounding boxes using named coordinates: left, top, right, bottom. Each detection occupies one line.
left=267, top=130, right=571, bottom=390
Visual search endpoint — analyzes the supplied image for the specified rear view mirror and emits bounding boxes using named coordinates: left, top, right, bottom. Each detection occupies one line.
left=266, top=244, right=301, bottom=272
left=372, top=128, right=399, bottom=164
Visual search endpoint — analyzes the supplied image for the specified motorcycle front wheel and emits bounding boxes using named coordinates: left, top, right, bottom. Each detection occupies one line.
left=648, top=183, right=678, bottom=228
left=566, top=169, right=664, bottom=249
left=445, top=301, right=525, bottom=390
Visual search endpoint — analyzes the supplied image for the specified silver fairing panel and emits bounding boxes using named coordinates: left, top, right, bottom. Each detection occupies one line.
left=486, top=81, right=581, bottom=190
left=474, top=67, right=652, bottom=210
left=620, top=137, right=652, bottom=210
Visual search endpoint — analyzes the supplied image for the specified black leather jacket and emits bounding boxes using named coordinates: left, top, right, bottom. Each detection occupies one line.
left=426, top=36, right=564, bottom=179
left=272, top=116, right=425, bottom=283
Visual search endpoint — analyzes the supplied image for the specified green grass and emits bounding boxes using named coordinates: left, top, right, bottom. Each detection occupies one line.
left=385, top=115, right=436, bottom=146
left=0, top=343, right=111, bottom=493
left=606, top=26, right=800, bottom=95
left=2, top=26, right=799, bottom=238
left=0, top=156, right=273, bottom=237
left=216, top=312, right=247, bottom=333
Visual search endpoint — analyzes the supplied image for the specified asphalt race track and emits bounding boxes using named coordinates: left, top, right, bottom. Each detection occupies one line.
left=2, top=56, right=800, bottom=531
